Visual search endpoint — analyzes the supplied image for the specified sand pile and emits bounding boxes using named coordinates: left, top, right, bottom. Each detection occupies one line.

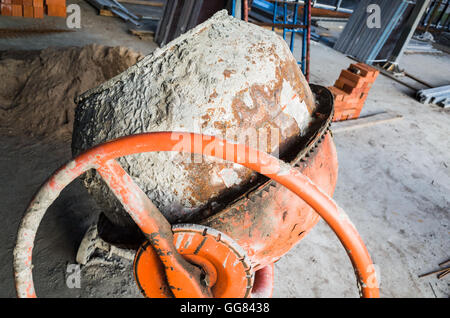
left=0, top=44, right=143, bottom=140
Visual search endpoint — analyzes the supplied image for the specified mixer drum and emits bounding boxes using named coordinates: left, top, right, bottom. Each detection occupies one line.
left=72, top=10, right=318, bottom=245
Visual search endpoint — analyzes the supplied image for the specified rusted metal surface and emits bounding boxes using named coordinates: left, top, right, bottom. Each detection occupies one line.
left=14, top=132, right=379, bottom=298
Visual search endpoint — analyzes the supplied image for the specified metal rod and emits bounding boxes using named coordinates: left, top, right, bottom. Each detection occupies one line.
left=253, top=22, right=306, bottom=28
left=404, top=71, right=433, bottom=88
left=306, top=0, right=311, bottom=81
left=283, top=2, right=287, bottom=40
left=418, top=267, right=450, bottom=278
left=244, top=0, right=249, bottom=21
left=439, top=259, right=450, bottom=267
left=425, top=0, right=442, bottom=32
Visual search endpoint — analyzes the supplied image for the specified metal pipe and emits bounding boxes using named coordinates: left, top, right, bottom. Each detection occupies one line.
left=283, top=2, right=287, bottom=40
left=244, top=0, right=249, bottom=21
left=256, top=0, right=353, bottom=14
left=306, top=0, right=311, bottom=81
left=334, top=0, right=342, bottom=11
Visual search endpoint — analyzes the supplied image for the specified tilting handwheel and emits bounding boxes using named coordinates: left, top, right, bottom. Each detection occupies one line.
left=13, top=132, right=379, bottom=298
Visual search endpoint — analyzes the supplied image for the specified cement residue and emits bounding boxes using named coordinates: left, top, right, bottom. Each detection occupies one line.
left=72, top=10, right=315, bottom=226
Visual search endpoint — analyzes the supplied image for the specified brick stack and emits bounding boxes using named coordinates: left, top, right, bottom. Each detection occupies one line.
left=33, top=0, right=45, bottom=18
left=328, top=63, right=379, bottom=122
left=0, top=0, right=62, bottom=17
left=46, top=0, right=66, bottom=17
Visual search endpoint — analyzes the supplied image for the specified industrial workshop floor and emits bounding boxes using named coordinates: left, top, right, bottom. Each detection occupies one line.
left=0, top=3, right=449, bottom=298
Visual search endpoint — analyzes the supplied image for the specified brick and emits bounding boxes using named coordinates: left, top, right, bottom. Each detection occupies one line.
left=1, top=3, right=12, bottom=15
left=356, top=63, right=379, bottom=81
left=11, top=3, right=21, bottom=15
left=33, top=5, right=43, bottom=17
left=32, top=0, right=43, bottom=6
left=47, top=4, right=66, bottom=17
left=11, top=0, right=21, bottom=4
left=335, top=76, right=364, bottom=90
left=328, top=86, right=347, bottom=102
left=340, top=69, right=365, bottom=86
left=45, top=0, right=64, bottom=5
left=348, top=64, right=371, bottom=78
left=23, top=4, right=33, bottom=16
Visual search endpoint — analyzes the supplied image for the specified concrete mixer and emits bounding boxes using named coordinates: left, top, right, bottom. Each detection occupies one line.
left=13, top=11, right=379, bottom=298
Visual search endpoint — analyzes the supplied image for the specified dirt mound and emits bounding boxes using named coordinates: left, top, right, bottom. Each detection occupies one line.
left=0, top=44, right=143, bottom=140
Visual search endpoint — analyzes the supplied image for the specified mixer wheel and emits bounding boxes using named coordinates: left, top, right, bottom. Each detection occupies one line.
left=133, top=224, right=253, bottom=298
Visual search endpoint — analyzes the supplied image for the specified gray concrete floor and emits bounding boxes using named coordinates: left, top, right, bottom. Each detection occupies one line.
left=0, top=6, right=449, bottom=297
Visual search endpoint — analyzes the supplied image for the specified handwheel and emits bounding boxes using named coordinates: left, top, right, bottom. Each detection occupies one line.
left=14, top=132, right=379, bottom=298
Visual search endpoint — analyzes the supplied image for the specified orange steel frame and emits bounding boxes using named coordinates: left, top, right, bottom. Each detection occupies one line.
left=14, top=132, right=379, bottom=298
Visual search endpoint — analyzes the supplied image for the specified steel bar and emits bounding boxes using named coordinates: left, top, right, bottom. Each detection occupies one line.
left=437, top=269, right=450, bottom=279
left=439, top=259, right=450, bottom=267
left=263, top=0, right=352, bottom=13
left=244, top=0, right=249, bottom=21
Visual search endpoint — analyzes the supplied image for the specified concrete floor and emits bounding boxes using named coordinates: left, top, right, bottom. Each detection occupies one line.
left=0, top=5, right=449, bottom=298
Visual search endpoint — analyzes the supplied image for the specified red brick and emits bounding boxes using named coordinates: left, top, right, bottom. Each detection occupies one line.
left=47, top=4, right=66, bottom=17
left=11, top=3, right=21, bottom=15
left=33, top=5, right=43, bottom=17
left=340, top=69, right=365, bottom=86
left=45, top=0, right=64, bottom=5
left=348, top=64, right=371, bottom=78
left=1, top=3, right=12, bottom=15
left=23, top=4, right=33, bottom=16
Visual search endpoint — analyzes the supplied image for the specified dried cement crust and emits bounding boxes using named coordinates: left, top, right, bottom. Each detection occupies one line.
left=72, top=10, right=315, bottom=228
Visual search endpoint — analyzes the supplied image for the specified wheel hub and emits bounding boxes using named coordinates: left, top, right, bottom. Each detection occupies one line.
left=133, top=224, right=254, bottom=298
